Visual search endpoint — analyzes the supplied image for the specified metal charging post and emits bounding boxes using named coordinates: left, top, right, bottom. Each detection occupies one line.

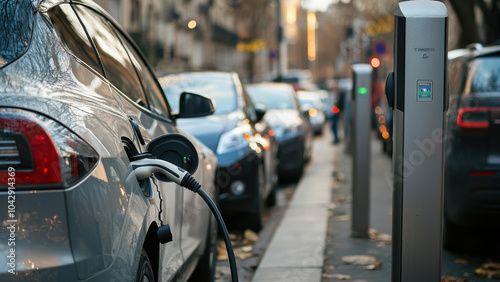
left=351, top=64, right=372, bottom=238
left=385, top=1, right=448, bottom=281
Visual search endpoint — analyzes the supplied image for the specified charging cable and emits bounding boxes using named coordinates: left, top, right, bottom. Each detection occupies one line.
left=131, top=158, right=239, bottom=282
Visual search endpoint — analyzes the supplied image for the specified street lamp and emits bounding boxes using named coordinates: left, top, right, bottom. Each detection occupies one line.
left=307, top=11, right=316, bottom=61
left=188, top=20, right=197, bottom=29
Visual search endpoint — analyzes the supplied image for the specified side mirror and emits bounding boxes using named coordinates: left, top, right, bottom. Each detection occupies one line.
left=178, top=92, right=216, bottom=118
left=254, top=104, right=267, bottom=122
left=146, top=133, right=199, bottom=182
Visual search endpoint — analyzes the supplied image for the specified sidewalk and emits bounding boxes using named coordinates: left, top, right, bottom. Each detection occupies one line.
left=252, top=130, right=335, bottom=282
left=322, top=135, right=393, bottom=281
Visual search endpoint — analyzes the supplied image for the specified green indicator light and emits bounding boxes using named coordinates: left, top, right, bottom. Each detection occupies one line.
left=358, top=87, right=368, bottom=95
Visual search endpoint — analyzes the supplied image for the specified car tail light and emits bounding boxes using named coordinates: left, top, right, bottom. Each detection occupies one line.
left=457, top=107, right=489, bottom=133
left=0, top=108, right=99, bottom=189
left=469, top=170, right=498, bottom=176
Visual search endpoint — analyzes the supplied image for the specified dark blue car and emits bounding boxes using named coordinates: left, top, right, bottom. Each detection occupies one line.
left=159, top=72, right=278, bottom=231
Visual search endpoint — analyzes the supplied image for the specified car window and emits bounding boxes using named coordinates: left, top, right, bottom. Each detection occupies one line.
left=0, top=0, right=34, bottom=68
left=73, top=5, right=148, bottom=107
left=246, top=86, right=296, bottom=110
left=117, top=32, right=170, bottom=117
left=159, top=73, right=237, bottom=115
left=467, top=57, right=500, bottom=93
left=47, top=4, right=104, bottom=76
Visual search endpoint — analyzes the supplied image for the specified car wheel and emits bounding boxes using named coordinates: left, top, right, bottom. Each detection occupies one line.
left=248, top=163, right=265, bottom=232
left=136, top=249, right=155, bottom=282
left=189, top=216, right=217, bottom=282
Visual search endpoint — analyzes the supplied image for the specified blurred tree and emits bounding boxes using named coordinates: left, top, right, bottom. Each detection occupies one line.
left=447, top=0, right=500, bottom=47
left=230, top=0, right=277, bottom=82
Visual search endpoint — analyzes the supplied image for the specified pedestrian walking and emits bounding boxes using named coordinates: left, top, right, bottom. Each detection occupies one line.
left=330, top=82, right=345, bottom=144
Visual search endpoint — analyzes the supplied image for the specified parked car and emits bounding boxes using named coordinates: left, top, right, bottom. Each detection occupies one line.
left=297, top=90, right=326, bottom=135
left=158, top=72, right=279, bottom=231
left=0, top=1, right=219, bottom=281
left=276, top=69, right=319, bottom=91
left=443, top=44, right=500, bottom=250
left=245, top=82, right=314, bottom=182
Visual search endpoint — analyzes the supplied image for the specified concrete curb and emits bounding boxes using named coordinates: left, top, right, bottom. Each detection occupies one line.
left=252, top=133, right=334, bottom=282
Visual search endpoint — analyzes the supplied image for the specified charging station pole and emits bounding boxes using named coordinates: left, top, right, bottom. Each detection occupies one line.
left=386, top=1, right=448, bottom=281
left=351, top=64, right=372, bottom=238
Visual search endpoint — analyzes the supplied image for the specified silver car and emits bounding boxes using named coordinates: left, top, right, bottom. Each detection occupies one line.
left=297, top=91, right=326, bottom=136
left=0, top=0, right=218, bottom=281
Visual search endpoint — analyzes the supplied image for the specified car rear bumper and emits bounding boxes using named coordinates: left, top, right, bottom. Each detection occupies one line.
left=0, top=190, right=78, bottom=281
left=444, top=162, right=500, bottom=226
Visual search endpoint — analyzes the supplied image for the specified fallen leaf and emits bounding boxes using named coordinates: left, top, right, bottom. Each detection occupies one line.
left=228, top=233, right=238, bottom=241
left=234, top=249, right=254, bottom=260
left=244, top=229, right=259, bottom=242
left=324, top=265, right=336, bottom=271
left=217, top=241, right=228, bottom=261
left=217, top=248, right=228, bottom=261
left=482, top=262, right=500, bottom=270
left=441, top=276, right=467, bottom=282
left=368, top=228, right=377, bottom=239
left=365, top=261, right=383, bottom=270
left=334, top=215, right=350, bottom=221
left=322, top=273, right=351, bottom=280
left=241, top=245, right=253, bottom=253
left=342, top=255, right=378, bottom=265
left=375, top=233, right=392, bottom=243
left=454, top=259, right=468, bottom=265
left=476, top=262, right=500, bottom=279
left=475, top=268, right=500, bottom=279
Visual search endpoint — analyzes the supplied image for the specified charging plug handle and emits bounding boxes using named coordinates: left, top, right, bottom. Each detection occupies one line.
left=131, top=158, right=201, bottom=192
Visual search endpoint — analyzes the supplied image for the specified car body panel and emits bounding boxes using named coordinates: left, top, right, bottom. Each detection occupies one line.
left=0, top=1, right=217, bottom=280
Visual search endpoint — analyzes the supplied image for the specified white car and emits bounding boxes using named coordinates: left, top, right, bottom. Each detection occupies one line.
left=297, top=91, right=327, bottom=135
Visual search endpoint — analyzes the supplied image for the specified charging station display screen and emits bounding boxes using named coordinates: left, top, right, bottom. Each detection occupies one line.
left=417, top=81, right=432, bottom=102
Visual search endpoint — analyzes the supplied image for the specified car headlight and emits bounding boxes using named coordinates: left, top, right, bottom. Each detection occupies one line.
left=217, top=124, right=253, bottom=154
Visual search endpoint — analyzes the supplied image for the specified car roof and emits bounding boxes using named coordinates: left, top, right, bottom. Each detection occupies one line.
left=246, top=82, right=292, bottom=89
left=34, top=0, right=106, bottom=13
left=449, top=44, right=500, bottom=61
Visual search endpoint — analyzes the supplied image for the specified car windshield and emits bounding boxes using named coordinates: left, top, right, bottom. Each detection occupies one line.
left=246, top=86, right=296, bottom=110
left=159, top=73, right=237, bottom=115
left=299, top=97, right=316, bottom=108
left=467, top=57, right=500, bottom=93
left=0, top=0, right=34, bottom=68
